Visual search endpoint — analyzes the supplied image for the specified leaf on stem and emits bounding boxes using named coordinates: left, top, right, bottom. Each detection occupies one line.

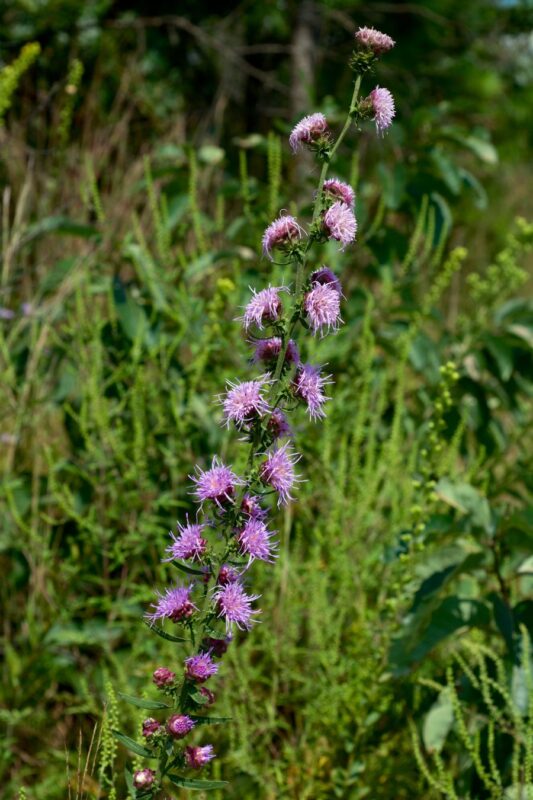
left=112, top=730, right=156, bottom=758
left=118, top=692, right=171, bottom=710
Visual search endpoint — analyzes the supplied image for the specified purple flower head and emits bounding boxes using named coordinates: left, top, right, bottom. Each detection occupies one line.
left=221, top=377, right=271, bottom=428
left=289, top=112, right=329, bottom=153
left=304, top=282, right=342, bottom=335
left=153, top=667, right=176, bottom=688
left=369, top=86, right=395, bottom=133
left=355, top=27, right=395, bottom=54
left=241, top=494, right=267, bottom=520
left=259, top=443, right=302, bottom=505
left=146, top=584, right=197, bottom=624
left=262, top=214, right=303, bottom=259
left=293, top=364, right=332, bottom=420
left=217, top=564, right=240, bottom=586
left=142, top=718, right=162, bottom=737
left=311, top=266, right=342, bottom=295
left=268, top=407, right=292, bottom=441
left=185, top=745, right=216, bottom=769
left=133, top=769, right=156, bottom=789
left=191, top=456, right=242, bottom=507
left=165, top=517, right=208, bottom=562
left=323, top=201, right=357, bottom=248
left=201, top=635, right=231, bottom=657
left=199, top=686, right=216, bottom=706
left=252, top=336, right=300, bottom=367
left=214, top=581, right=261, bottom=631
left=167, top=714, right=196, bottom=739
left=238, top=517, right=277, bottom=564
left=241, top=285, right=286, bottom=330
left=185, top=652, right=219, bottom=683
left=323, top=178, right=355, bottom=208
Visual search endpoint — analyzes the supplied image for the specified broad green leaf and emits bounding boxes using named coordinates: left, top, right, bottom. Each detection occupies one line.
left=167, top=774, right=228, bottom=790
left=435, top=479, right=492, bottom=532
left=422, top=689, right=454, bottom=753
left=118, top=693, right=170, bottom=710
left=112, top=730, right=155, bottom=758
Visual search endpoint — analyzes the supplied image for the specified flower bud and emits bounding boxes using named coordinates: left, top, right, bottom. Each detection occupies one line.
left=142, top=718, right=162, bottom=737
left=152, top=667, right=175, bottom=688
left=133, top=769, right=156, bottom=789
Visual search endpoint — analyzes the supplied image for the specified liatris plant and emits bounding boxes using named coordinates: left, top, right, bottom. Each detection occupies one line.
left=113, top=25, right=396, bottom=798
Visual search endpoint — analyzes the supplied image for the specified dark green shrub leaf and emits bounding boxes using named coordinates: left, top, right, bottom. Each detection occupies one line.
left=112, top=730, right=156, bottom=758
left=422, top=689, right=454, bottom=753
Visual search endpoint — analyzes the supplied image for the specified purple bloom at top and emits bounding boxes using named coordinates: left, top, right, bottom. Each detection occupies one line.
left=355, top=26, right=395, bottom=54
left=304, top=282, right=342, bottom=335
left=214, top=581, right=260, bottom=631
left=191, top=456, right=242, bottom=507
left=241, top=286, right=286, bottom=330
left=185, top=652, right=219, bottom=683
left=293, top=363, right=332, bottom=420
left=237, top=517, right=277, bottom=563
left=323, top=178, right=355, bottom=208
left=185, top=744, right=216, bottom=769
left=262, top=214, right=303, bottom=259
left=252, top=337, right=300, bottom=367
left=165, top=517, right=208, bottom=562
left=368, top=86, right=395, bottom=134
left=323, top=201, right=357, bottom=248
left=220, top=377, right=271, bottom=428
left=310, top=267, right=342, bottom=295
left=259, top=443, right=301, bottom=505
left=289, top=112, right=329, bottom=153
left=146, top=584, right=197, bottom=624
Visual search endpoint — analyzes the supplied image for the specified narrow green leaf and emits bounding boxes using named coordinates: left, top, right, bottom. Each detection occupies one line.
left=112, top=730, right=156, bottom=758
left=190, top=715, right=232, bottom=725
left=167, top=774, right=228, bottom=790
left=170, top=560, right=207, bottom=577
left=118, top=692, right=170, bottom=710
left=144, top=622, right=187, bottom=643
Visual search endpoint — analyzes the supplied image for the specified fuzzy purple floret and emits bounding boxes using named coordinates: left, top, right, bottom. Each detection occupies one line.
left=289, top=112, right=328, bottom=153
left=191, top=456, right=242, bottom=507
left=355, top=26, right=395, bottom=54
left=323, top=178, right=355, bottom=208
left=165, top=518, right=208, bottom=562
left=304, top=282, right=342, bottom=335
left=214, top=581, right=261, bottom=631
left=185, top=745, right=216, bottom=769
left=310, top=267, right=342, bottom=295
left=323, top=201, right=357, bottom=248
left=259, top=443, right=301, bottom=505
left=133, top=769, right=156, bottom=789
left=369, top=86, right=395, bottom=133
left=262, top=214, right=303, bottom=259
left=221, top=377, right=271, bottom=428
left=167, top=714, right=196, bottom=739
left=238, top=517, right=278, bottom=563
left=241, top=286, right=285, bottom=330
left=146, top=584, right=197, bottom=624
left=185, top=652, right=219, bottom=683
left=293, top=363, right=332, bottom=420
left=252, top=337, right=300, bottom=366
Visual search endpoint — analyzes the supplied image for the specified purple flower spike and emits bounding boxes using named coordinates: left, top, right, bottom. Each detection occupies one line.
left=310, top=267, right=342, bottom=295
left=289, top=112, right=328, bottom=153
left=146, top=584, right=197, bottom=624
left=293, top=364, right=332, bottom=420
left=153, top=667, right=175, bottom=687
left=259, top=443, right=301, bottom=505
left=133, top=769, right=156, bottom=789
left=142, top=718, right=162, bottom=737
left=369, top=86, right=395, bottom=133
left=185, top=745, right=216, bottom=769
left=185, top=652, right=219, bottom=683
left=304, top=282, right=342, bottom=335
left=241, top=285, right=286, bottom=330
left=323, top=178, right=355, bottom=208
left=323, top=201, right=357, bottom=248
left=167, top=714, right=196, bottom=739
left=165, top=517, right=208, bottom=562
left=192, top=456, right=242, bottom=507
left=221, top=377, right=271, bottom=428
left=252, top=336, right=300, bottom=367
left=262, top=214, right=303, bottom=259
left=355, top=27, right=395, bottom=54
left=214, top=581, right=261, bottom=631
left=238, top=517, right=277, bottom=564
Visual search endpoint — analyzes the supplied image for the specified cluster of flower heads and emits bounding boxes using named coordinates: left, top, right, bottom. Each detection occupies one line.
left=131, top=25, right=396, bottom=794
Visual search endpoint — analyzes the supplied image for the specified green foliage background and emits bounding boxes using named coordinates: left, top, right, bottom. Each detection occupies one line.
left=0, top=1, right=532, bottom=798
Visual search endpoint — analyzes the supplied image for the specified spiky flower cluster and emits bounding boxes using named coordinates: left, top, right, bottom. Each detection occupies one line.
left=119, top=22, right=397, bottom=798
